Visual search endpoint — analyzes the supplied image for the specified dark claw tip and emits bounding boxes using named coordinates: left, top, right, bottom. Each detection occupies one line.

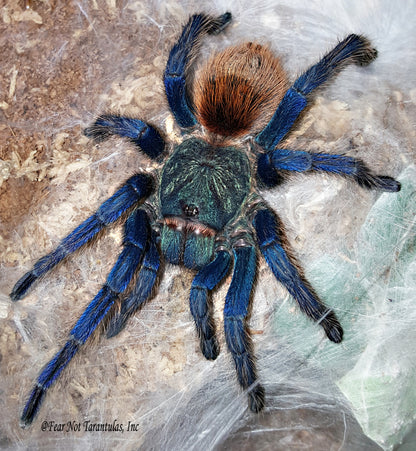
left=383, top=178, right=401, bottom=192
left=83, top=125, right=108, bottom=142
left=10, top=272, right=37, bottom=301
left=201, top=337, right=220, bottom=360
left=248, top=384, right=265, bottom=413
left=221, top=12, right=232, bottom=23
left=106, top=320, right=124, bottom=339
left=20, top=384, right=46, bottom=428
left=326, top=324, right=344, bottom=343
left=208, top=12, right=232, bottom=35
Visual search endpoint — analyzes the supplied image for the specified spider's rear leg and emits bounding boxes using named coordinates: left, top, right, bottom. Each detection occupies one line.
left=224, top=245, right=265, bottom=412
left=10, top=173, right=154, bottom=301
left=257, top=148, right=401, bottom=192
left=19, top=208, right=150, bottom=427
left=253, top=207, right=343, bottom=343
left=189, top=249, right=231, bottom=360
left=84, top=115, right=165, bottom=160
left=256, top=34, right=377, bottom=151
left=164, top=12, right=232, bottom=128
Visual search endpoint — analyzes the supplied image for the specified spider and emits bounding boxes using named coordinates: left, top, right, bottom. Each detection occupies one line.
left=11, top=12, right=400, bottom=427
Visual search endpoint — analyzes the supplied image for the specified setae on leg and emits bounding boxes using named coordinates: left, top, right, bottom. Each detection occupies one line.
left=164, top=12, right=232, bottom=128
left=10, top=173, right=153, bottom=301
left=257, top=148, right=401, bottom=192
left=106, top=233, right=160, bottom=338
left=223, top=246, right=265, bottom=412
left=19, top=208, right=150, bottom=427
left=255, top=34, right=377, bottom=150
left=84, top=115, right=165, bottom=160
left=189, top=249, right=231, bottom=360
left=253, top=207, right=343, bottom=343
left=306, top=152, right=401, bottom=191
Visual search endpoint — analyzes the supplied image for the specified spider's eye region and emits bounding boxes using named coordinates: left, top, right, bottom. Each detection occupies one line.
left=182, top=203, right=199, bottom=217
left=159, top=138, right=251, bottom=231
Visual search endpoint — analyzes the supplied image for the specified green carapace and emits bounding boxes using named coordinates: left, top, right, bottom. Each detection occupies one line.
left=159, top=138, right=251, bottom=269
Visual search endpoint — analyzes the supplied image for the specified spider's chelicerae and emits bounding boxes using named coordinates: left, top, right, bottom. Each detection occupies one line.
left=11, top=12, right=400, bottom=427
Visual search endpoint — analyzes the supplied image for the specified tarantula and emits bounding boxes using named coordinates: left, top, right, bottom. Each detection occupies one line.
left=11, top=12, right=400, bottom=427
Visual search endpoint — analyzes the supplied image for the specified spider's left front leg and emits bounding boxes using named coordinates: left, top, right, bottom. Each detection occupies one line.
left=189, top=249, right=231, bottom=360
left=253, top=206, right=343, bottom=343
left=224, top=245, right=265, bottom=412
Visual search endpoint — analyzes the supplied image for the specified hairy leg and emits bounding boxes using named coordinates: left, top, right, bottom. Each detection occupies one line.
left=10, top=173, right=154, bottom=301
left=164, top=12, right=232, bottom=128
left=257, top=148, right=400, bottom=191
left=106, top=233, right=160, bottom=338
left=189, top=250, right=231, bottom=360
left=224, top=246, right=265, bottom=412
left=256, top=34, right=377, bottom=150
left=84, top=114, right=165, bottom=160
left=253, top=207, right=343, bottom=343
left=20, top=209, right=150, bottom=427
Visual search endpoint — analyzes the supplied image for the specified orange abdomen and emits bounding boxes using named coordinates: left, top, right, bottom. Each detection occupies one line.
left=193, top=43, right=288, bottom=139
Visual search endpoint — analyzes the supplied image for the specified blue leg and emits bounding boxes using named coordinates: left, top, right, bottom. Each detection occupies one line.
left=10, top=173, right=154, bottom=301
left=164, top=12, right=232, bottom=128
left=190, top=250, right=231, bottom=360
left=20, top=209, right=150, bottom=427
left=253, top=207, right=343, bottom=343
left=224, top=246, right=265, bottom=412
left=106, top=233, right=160, bottom=338
left=256, top=34, right=377, bottom=150
left=257, top=149, right=401, bottom=191
left=84, top=114, right=165, bottom=160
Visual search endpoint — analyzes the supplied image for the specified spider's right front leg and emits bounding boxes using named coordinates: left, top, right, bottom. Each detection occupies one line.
left=19, top=208, right=150, bottom=427
left=10, top=173, right=154, bottom=301
left=106, top=231, right=160, bottom=338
